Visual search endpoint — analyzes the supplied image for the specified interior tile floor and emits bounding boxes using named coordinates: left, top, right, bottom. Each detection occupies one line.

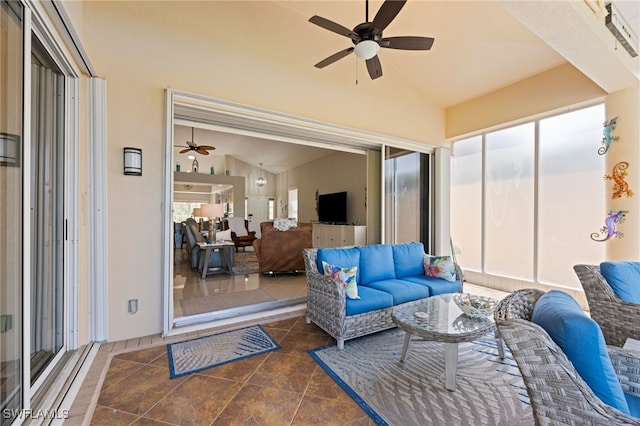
left=173, top=246, right=307, bottom=318
left=67, top=282, right=509, bottom=425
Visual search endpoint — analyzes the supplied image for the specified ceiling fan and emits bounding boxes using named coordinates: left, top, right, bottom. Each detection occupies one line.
left=175, top=128, right=215, bottom=156
left=309, top=0, right=434, bottom=80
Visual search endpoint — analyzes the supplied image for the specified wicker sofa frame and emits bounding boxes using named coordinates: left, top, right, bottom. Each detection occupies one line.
left=302, top=247, right=463, bottom=350
left=574, top=264, right=640, bottom=347
left=495, top=288, right=640, bottom=425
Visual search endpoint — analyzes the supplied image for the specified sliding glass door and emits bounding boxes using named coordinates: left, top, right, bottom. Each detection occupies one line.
left=0, top=1, right=24, bottom=420
left=0, top=2, right=76, bottom=419
left=384, top=147, right=431, bottom=247
left=30, top=41, right=66, bottom=383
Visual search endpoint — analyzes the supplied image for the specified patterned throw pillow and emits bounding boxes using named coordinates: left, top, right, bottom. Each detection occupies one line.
left=423, top=255, right=457, bottom=282
left=322, top=261, right=360, bottom=300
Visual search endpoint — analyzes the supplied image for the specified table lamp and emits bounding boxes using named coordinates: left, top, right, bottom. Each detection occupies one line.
left=192, top=207, right=203, bottom=230
left=200, top=203, right=224, bottom=242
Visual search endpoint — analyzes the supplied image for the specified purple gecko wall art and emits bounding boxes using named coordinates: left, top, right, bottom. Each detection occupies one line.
left=590, top=209, right=628, bottom=242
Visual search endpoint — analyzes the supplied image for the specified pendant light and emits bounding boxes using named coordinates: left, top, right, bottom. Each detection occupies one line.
left=256, top=162, right=266, bottom=187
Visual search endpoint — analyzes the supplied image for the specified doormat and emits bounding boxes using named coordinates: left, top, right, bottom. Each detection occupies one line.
left=167, top=325, right=280, bottom=379
left=309, top=328, right=532, bottom=425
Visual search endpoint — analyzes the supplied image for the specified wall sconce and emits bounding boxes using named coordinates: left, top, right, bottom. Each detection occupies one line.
left=123, top=147, right=142, bottom=176
left=0, top=133, right=20, bottom=167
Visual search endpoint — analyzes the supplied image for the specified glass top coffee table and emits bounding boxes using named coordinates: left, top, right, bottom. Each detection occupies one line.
left=391, top=293, right=504, bottom=391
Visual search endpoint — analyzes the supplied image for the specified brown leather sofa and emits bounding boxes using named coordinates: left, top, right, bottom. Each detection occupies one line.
left=253, top=221, right=313, bottom=274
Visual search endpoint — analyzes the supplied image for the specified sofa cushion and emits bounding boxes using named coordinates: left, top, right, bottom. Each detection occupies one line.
left=392, top=242, right=426, bottom=278
left=531, top=290, right=630, bottom=415
left=360, top=279, right=430, bottom=305
left=402, top=275, right=462, bottom=295
left=358, top=244, right=395, bottom=284
left=317, top=248, right=360, bottom=283
left=627, top=393, right=640, bottom=418
left=322, top=261, right=359, bottom=300
left=423, top=254, right=457, bottom=282
left=346, top=286, right=394, bottom=316
left=599, top=261, right=640, bottom=303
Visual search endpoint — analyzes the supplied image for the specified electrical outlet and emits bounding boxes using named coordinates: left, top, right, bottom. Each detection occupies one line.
left=128, top=299, right=138, bottom=314
left=0, top=315, right=12, bottom=332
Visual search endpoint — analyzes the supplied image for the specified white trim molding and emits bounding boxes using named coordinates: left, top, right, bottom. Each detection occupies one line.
left=434, top=147, right=451, bottom=256
left=87, top=77, right=108, bottom=342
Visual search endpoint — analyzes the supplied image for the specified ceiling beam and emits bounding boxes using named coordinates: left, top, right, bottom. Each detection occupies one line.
left=499, top=0, right=639, bottom=94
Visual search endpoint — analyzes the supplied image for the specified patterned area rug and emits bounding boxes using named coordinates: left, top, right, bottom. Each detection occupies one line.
left=232, top=251, right=259, bottom=275
left=167, top=325, right=279, bottom=378
left=309, top=329, right=533, bottom=426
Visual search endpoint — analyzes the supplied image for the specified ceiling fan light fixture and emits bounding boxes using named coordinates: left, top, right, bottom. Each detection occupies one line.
left=354, top=39, right=379, bottom=60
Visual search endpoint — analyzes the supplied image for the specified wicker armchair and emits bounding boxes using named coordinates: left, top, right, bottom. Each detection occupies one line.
left=495, top=289, right=640, bottom=425
left=574, top=264, right=640, bottom=347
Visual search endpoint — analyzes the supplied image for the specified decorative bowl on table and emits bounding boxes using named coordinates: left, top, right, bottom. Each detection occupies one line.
left=452, top=293, right=496, bottom=319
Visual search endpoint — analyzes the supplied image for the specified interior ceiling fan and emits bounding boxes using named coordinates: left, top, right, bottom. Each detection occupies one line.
left=175, top=127, right=215, bottom=156
left=309, top=0, right=434, bottom=80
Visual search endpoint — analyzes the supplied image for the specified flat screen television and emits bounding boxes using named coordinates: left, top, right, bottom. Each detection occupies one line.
left=318, top=191, right=347, bottom=224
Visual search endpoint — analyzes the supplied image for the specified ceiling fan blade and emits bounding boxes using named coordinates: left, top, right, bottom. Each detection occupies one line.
left=196, top=148, right=210, bottom=155
left=179, top=148, right=191, bottom=154
left=372, top=0, right=407, bottom=33
left=380, top=36, right=434, bottom=50
left=309, top=16, right=360, bottom=41
left=366, top=55, right=383, bottom=79
left=198, top=145, right=215, bottom=150
left=186, top=140, right=196, bottom=147
left=314, top=47, right=354, bottom=68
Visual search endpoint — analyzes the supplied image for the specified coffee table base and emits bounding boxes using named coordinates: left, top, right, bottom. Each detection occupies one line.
left=399, top=331, right=505, bottom=391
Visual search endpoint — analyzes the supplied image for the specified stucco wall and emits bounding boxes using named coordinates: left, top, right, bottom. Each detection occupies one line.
left=445, top=63, right=607, bottom=138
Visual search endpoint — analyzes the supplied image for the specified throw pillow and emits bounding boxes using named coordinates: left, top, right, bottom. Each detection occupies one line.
left=216, top=229, right=232, bottom=242
left=423, top=254, right=456, bottom=282
left=322, top=261, right=360, bottom=300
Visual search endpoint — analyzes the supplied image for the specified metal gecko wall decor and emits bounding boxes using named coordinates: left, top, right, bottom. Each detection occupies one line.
left=604, top=161, right=634, bottom=199
left=598, top=116, right=620, bottom=155
left=590, top=209, right=628, bottom=242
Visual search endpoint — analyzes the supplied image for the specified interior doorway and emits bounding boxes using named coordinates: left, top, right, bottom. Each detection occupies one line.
left=162, top=89, right=438, bottom=335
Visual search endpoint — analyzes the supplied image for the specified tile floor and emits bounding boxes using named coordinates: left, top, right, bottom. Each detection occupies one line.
left=173, top=247, right=307, bottom=318
left=69, top=282, right=509, bottom=425
left=88, top=315, right=375, bottom=425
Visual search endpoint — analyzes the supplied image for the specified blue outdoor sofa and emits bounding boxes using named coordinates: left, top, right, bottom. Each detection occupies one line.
left=302, top=242, right=463, bottom=349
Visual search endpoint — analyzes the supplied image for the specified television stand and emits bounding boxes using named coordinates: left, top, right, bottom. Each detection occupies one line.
left=312, top=223, right=366, bottom=248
